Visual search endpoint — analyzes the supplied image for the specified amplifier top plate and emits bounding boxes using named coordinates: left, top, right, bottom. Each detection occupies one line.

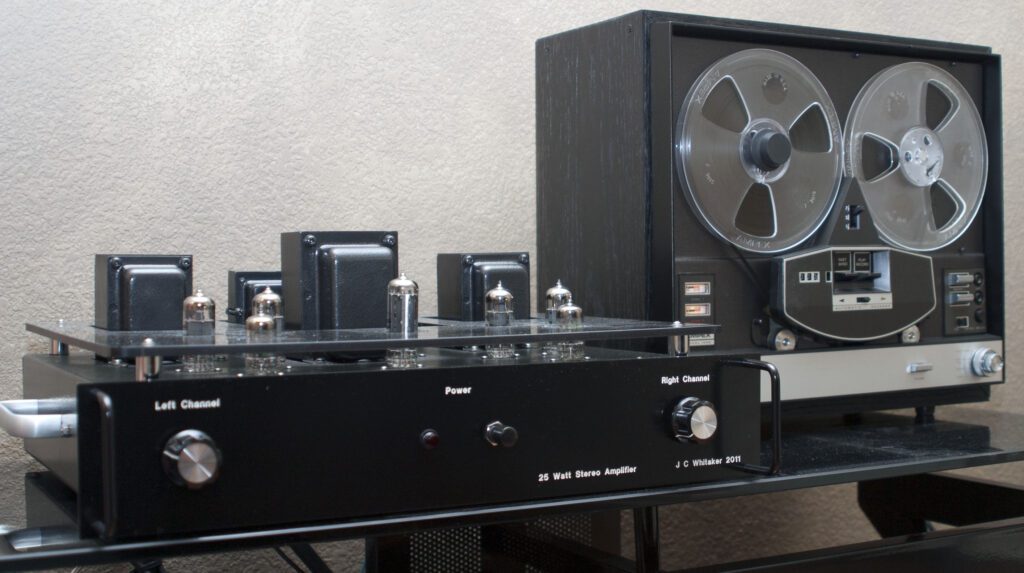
left=28, top=317, right=717, bottom=359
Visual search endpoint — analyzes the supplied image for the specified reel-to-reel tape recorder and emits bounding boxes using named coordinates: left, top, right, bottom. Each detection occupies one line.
left=537, top=11, right=1004, bottom=412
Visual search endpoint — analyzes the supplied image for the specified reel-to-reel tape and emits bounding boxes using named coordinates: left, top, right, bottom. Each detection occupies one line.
left=677, top=50, right=988, bottom=257
left=677, top=48, right=845, bottom=255
left=845, top=61, right=988, bottom=253
left=537, top=12, right=1004, bottom=412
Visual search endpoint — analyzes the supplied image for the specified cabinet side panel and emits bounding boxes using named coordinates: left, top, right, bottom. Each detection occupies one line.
left=536, top=13, right=650, bottom=318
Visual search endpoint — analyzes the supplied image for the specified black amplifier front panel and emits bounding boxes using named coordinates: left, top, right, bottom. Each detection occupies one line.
left=76, top=357, right=760, bottom=539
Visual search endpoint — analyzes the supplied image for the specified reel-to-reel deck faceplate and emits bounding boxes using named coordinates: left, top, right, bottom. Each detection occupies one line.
left=674, top=47, right=990, bottom=344
left=537, top=12, right=1004, bottom=412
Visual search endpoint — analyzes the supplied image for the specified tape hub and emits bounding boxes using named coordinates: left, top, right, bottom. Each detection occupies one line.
left=898, top=127, right=943, bottom=187
left=743, top=119, right=793, bottom=177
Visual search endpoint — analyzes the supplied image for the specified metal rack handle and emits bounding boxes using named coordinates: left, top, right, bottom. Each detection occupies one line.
left=723, top=358, right=782, bottom=476
left=0, top=526, right=81, bottom=554
left=0, top=399, right=77, bottom=439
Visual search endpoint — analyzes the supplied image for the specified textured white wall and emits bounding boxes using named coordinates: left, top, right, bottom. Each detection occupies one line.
left=1, top=1, right=1022, bottom=571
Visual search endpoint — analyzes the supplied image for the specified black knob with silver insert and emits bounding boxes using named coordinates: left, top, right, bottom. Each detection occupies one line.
left=671, top=397, right=718, bottom=443
left=162, top=429, right=222, bottom=489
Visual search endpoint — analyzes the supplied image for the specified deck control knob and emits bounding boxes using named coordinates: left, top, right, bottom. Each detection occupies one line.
left=971, top=348, right=1003, bottom=377
left=671, top=397, right=718, bottom=443
left=485, top=421, right=519, bottom=448
left=162, top=429, right=222, bottom=489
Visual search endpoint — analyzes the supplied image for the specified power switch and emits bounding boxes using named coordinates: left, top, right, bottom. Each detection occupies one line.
left=485, top=421, right=519, bottom=448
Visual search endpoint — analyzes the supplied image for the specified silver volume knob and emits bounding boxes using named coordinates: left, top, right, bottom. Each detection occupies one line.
left=671, top=397, right=718, bottom=443
left=162, top=429, right=222, bottom=489
left=971, top=348, right=1004, bottom=377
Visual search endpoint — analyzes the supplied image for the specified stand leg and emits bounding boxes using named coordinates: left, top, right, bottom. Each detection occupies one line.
left=633, top=506, right=659, bottom=573
left=364, top=535, right=409, bottom=573
left=859, top=474, right=1024, bottom=537
left=129, top=560, right=166, bottom=573
left=914, top=406, right=936, bottom=424
left=288, top=543, right=332, bottom=573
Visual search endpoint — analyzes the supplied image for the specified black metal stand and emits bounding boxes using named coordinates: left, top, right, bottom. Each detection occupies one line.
left=633, top=507, right=659, bottom=573
left=914, top=405, right=936, bottom=424
left=129, top=559, right=166, bottom=573
left=480, top=523, right=634, bottom=572
left=6, top=408, right=1024, bottom=571
left=288, top=543, right=332, bottom=573
left=859, top=473, right=1024, bottom=537
left=364, top=513, right=623, bottom=573
left=364, top=535, right=409, bottom=573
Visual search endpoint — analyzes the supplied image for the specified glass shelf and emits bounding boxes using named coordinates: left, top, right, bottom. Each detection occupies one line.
left=26, top=317, right=716, bottom=359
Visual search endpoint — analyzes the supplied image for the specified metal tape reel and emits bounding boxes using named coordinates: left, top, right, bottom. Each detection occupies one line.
left=845, top=62, right=987, bottom=252
left=676, top=49, right=844, bottom=254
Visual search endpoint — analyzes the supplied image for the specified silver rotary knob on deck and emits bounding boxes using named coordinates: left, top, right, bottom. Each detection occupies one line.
left=162, top=429, right=222, bottom=489
left=671, top=397, right=718, bottom=443
left=971, top=348, right=1004, bottom=377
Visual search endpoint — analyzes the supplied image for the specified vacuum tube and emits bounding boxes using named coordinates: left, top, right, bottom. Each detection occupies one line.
left=245, top=291, right=283, bottom=374
left=556, top=296, right=585, bottom=361
left=543, top=280, right=572, bottom=357
left=484, top=281, right=516, bottom=359
left=182, top=289, right=216, bottom=373
left=386, top=273, right=419, bottom=368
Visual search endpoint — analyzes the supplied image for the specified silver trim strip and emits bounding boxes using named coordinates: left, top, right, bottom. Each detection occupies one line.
left=759, top=340, right=1003, bottom=401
